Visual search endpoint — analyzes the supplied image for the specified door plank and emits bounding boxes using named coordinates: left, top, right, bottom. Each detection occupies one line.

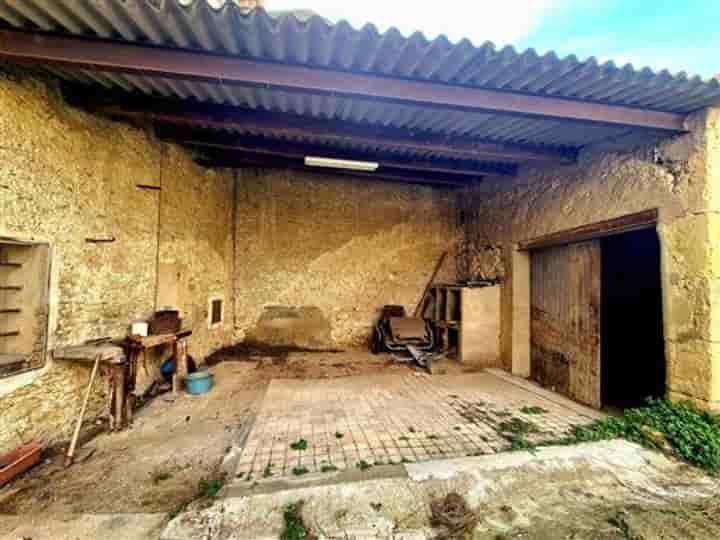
left=531, top=241, right=601, bottom=408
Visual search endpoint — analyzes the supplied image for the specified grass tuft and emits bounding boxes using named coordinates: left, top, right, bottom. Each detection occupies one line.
left=281, top=501, right=313, bottom=540
left=356, top=460, right=372, bottom=471
left=290, top=439, right=308, bottom=451
left=198, top=478, right=224, bottom=499
left=521, top=406, right=549, bottom=415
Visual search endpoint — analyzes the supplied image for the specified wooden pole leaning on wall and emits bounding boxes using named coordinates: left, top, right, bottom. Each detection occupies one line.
left=414, top=251, right=448, bottom=318
left=64, top=353, right=101, bottom=468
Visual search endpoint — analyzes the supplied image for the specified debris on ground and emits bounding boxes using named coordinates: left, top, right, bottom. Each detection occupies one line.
left=206, top=342, right=344, bottom=366
left=429, top=493, right=478, bottom=540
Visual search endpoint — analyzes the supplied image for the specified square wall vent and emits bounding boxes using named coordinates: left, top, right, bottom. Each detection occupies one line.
left=208, top=296, right=224, bottom=329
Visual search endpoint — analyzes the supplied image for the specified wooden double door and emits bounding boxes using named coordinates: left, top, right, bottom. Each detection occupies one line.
left=530, top=241, right=601, bottom=408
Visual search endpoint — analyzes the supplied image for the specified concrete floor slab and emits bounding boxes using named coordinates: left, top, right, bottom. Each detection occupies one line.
left=1, top=513, right=166, bottom=540
left=234, top=370, right=603, bottom=481
left=163, top=440, right=720, bottom=540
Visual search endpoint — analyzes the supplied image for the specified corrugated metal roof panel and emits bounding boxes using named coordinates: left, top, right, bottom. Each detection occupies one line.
left=1, top=0, right=719, bottom=114
left=51, top=66, right=631, bottom=151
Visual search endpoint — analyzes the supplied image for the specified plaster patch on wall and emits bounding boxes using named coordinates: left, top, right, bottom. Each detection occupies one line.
left=246, top=305, right=331, bottom=348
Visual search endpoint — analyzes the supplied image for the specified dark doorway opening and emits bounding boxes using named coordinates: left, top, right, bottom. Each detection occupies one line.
left=601, top=228, right=665, bottom=409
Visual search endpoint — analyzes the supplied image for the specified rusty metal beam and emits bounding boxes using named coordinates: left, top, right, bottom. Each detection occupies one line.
left=198, top=152, right=472, bottom=187
left=518, top=209, right=659, bottom=250
left=69, top=91, right=576, bottom=164
left=0, top=29, right=687, bottom=132
left=162, top=129, right=516, bottom=177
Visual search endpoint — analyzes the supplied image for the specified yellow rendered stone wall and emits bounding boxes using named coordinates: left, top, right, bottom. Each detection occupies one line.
left=0, top=71, right=234, bottom=452
left=234, top=168, right=459, bottom=348
left=461, top=107, right=720, bottom=411
left=156, top=145, right=235, bottom=359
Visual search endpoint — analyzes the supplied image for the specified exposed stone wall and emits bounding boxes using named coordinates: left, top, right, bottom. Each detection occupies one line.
left=156, top=146, right=235, bottom=360
left=234, top=168, right=459, bottom=348
left=460, top=108, right=720, bottom=411
left=0, top=72, right=234, bottom=453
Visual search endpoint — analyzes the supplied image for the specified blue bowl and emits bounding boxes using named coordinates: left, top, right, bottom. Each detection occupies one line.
left=186, top=370, right=214, bottom=395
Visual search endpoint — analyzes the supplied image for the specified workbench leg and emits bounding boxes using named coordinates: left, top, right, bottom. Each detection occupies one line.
left=114, top=366, right=126, bottom=431
left=107, top=370, right=115, bottom=432
left=173, top=339, right=188, bottom=396
left=172, top=342, right=180, bottom=395
left=172, top=350, right=179, bottom=396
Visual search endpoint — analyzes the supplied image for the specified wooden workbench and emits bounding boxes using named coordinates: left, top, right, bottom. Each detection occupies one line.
left=54, top=330, right=192, bottom=431
left=125, top=330, right=191, bottom=397
left=54, top=343, right=130, bottom=431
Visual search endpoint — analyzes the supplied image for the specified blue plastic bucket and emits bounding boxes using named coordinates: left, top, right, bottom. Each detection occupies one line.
left=186, top=369, right=214, bottom=395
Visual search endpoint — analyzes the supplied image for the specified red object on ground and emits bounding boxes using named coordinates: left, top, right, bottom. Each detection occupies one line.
left=0, top=442, right=42, bottom=487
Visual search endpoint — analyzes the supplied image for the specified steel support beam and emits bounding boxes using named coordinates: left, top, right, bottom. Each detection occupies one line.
left=198, top=152, right=473, bottom=187
left=0, top=29, right=687, bottom=131
left=71, top=93, right=575, bottom=164
left=163, top=130, right=517, bottom=177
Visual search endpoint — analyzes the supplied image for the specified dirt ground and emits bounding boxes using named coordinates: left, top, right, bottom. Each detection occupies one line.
left=0, top=350, right=452, bottom=520
left=485, top=499, right=720, bottom=539
left=3, top=351, right=720, bottom=540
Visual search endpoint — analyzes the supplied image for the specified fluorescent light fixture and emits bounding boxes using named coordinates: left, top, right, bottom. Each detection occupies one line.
left=304, top=156, right=379, bottom=172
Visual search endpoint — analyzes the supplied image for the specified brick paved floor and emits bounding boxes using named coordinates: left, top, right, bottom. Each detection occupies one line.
left=235, top=369, right=604, bottom=480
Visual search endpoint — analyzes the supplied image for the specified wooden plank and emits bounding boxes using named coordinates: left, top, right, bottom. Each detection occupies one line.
left=519, top=209, right=659, bottom=251
left=460, top=286, right=502, bottom=367
left=0, top=309, right=21, bottom=314
left=0, top=262, right=22, bottom=267
left=73, top=93, right=576, bottom=164
left=53, top=344, right=126, bottom=364
left=0, top=331, right=20, bottom=337
left=0, top=286, right=22, bottom=291
left=128, top=333, right=177, bottom=348
left=531, top=241, right=601, bottom=408
left=0, top=354, right=26, bottom=367
left=0, top=30, right=687, bottom=131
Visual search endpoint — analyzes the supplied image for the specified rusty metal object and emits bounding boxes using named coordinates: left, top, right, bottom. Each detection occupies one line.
left=148, top=310, right=181, bottom=335
left=0, top=442, right=42, bottom=487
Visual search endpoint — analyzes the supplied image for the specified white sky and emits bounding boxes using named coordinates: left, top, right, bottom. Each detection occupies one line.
left=269, top=0, right=561, bottom=46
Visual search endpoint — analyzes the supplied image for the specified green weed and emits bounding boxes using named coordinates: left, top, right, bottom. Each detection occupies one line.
left=281, top=501, right=311, bottom=540
left=198, top=478, right=224, bottom=499
left=547, top=399, right=720, bottom=474
left=356, top=460, right=372, bottom=471
left=521, top=406, right=549, bottom=415
left=290, top=439, right=308, bottom=451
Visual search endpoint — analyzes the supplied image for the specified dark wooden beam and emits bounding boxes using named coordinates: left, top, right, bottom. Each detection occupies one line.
left=518, top=209, right=659, bottom=250
left=198, top=152, right=472, bottom=187
left=69, top=91, right=576, bottom=164
left=0, top=29, right=687, bottom=132
left=162, top=130, right=516, bottom=177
